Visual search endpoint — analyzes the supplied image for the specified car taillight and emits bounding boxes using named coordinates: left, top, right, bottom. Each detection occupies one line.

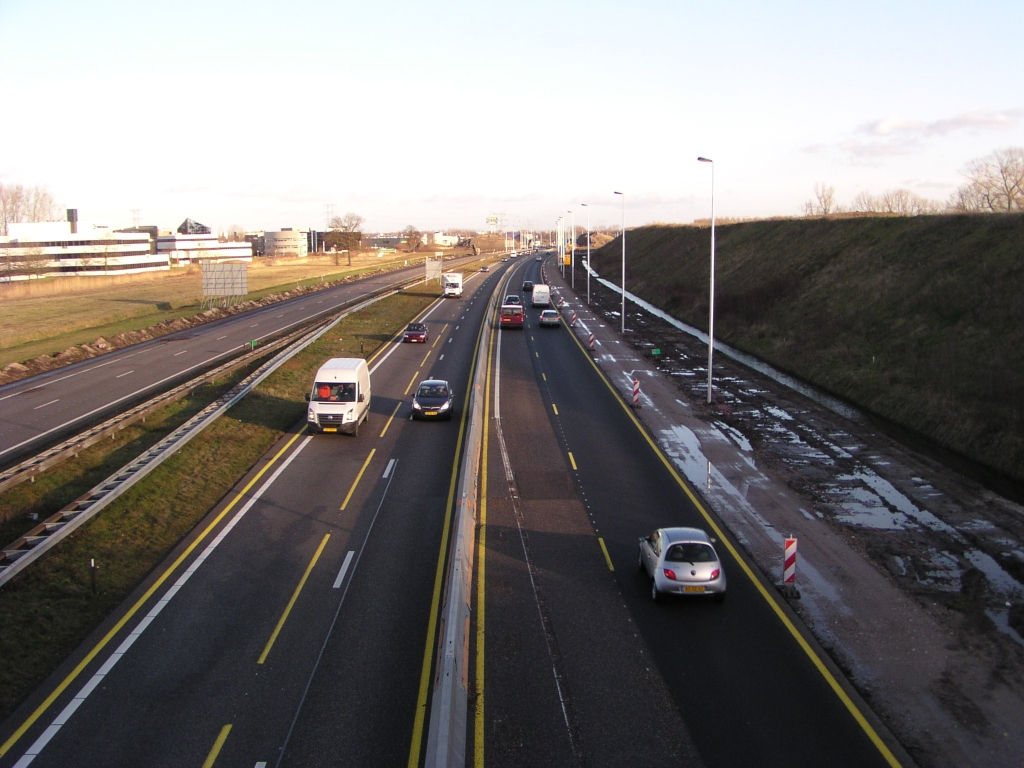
left=663, top=569, right=677, bottom=581
left=710, top=569, right=720, bottom=580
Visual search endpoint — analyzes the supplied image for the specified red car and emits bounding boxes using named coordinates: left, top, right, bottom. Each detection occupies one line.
left=403, top=322, right=428, bottom=343
left=499, top=305, right=524, bottom=329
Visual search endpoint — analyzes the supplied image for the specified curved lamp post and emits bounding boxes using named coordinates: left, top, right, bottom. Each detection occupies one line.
left=581, top=202, right=590, bottom=305
left=613, top=191, right=625, bottom=333
left=697, top=157, right=715, bottom=404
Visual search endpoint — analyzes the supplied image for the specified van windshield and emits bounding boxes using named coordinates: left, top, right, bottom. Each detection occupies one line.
left=313, top=382, right=356, bottom=402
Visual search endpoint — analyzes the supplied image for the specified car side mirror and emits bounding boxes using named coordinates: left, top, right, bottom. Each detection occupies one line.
left=358, top=393, right=365, bottom=403
left=304, top=393, right=310, bottom=401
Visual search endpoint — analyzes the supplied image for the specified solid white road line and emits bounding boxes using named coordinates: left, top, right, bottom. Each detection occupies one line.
left=32, top=400, right=59, bottom=410
left=11, top=436, right=314, bottom=767
left=115, top=371, right=134, bottom=378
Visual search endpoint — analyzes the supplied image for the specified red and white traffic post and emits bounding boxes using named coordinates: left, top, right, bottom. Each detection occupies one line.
left=784, top=537, right=798, bottom=584
left=632, top=379, right=641, bottom=408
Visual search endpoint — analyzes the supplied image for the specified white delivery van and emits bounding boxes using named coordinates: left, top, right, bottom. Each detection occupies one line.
left=306, top=358, right=371, bottom=435
left=531, top=284, right=551, bottom=307
left=442, top=272, right=464, bottom=298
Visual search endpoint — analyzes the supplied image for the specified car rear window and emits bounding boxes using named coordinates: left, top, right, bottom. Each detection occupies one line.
left=665, top=543, right=716, bottom=563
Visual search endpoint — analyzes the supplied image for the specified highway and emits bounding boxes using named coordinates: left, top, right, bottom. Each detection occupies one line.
left=476, top=257, right=898, bottom=766
left=0, top=258, right=473, bottom=468
left=0, top=256, right=905, bottom=767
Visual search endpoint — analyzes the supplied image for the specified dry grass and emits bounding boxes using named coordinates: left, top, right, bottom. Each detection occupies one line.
left=0, top=252, right=444, bottom=367
left=0, top=286, right=440, bottom=722
left=590, top=215, right=1024, bottom=484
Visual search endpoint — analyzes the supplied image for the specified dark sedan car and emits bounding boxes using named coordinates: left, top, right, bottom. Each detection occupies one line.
left=403, top=322, right=428, bottom=343
left=412, top=379, right=453, bottom=420
left=522, top=280, right=534, bottom=292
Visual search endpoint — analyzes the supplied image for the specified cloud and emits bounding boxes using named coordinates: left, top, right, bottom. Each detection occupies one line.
left=857, top=108, right=1024, bottom=138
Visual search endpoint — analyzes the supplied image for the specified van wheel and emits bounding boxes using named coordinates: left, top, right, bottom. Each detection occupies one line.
left=353, top=421, right=359, bottom=437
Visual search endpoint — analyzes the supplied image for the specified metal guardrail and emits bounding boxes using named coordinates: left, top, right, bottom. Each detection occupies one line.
left=423, top=266, right=510, bottom=767
left=0, top=287, right=403, bottom=586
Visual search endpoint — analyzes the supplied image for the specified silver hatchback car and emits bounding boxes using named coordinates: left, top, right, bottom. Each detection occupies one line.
left=639, top=527, right=726, bottom=603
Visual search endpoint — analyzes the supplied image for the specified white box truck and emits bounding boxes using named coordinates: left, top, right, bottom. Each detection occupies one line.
left=531, top=284, right=551, bottom=307
left=442, top=272, right=464, bottom=298
left=306, top=358, right=371, bottom=435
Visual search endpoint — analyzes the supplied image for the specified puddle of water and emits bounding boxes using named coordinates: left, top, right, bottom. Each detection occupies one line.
left=986, top=608, right=1024, bottom=648
left=715, top=421, right=752, bottom=452
left=965, top=548, right=1024, bottom=598
left=828, top=482, right=913, bottom=530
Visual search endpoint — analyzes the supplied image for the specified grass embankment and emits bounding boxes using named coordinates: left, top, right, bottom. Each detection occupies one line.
left=0, top=251, right=450, bottom=367
left=0, top=286, right=439, bottom=723
left=588, top=214, right=1024, bottom=484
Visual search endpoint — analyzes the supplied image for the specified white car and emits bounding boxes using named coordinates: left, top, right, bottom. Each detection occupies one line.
left=538, top=309, right=560, bottom=327
left=639, top=527, right=726, bottom=603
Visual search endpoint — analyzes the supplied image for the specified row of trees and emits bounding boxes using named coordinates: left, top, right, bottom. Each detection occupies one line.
left=0, top=183, right=61, bottom=236
left=804, top=147, right=1024, bottom=217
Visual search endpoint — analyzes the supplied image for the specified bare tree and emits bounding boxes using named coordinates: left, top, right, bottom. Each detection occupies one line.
left=325, top=212, right=365, bottom=265
left=329, top=212, right=365, bottom=233
left=226, top=224, right=246, bottom=242
left=0, top=183, right=60, bottom=235
left=803, top=182, right=837, bottom=216
left=402, top=225, right=422, bottom=251
left=949, top=147, right=1024, bottom=213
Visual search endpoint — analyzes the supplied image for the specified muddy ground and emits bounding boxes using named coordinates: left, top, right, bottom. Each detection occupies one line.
left=576, top=274, right=1024, bottom=768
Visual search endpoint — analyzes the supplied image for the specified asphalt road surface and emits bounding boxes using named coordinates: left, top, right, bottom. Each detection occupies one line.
left=474, top=257, right=899, bottom=767
left=0, top=258, right=474, bottom=468
left=0, top=267, right=496, bottom=767
left=0, top=256, right=905, bottom=768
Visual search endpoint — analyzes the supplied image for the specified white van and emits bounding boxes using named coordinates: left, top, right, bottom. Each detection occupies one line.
left=306, top=358, right=371, bottom=435
left=531, top=284, right=551, bottom=307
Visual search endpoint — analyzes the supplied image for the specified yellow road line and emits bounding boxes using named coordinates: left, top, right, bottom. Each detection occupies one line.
left=552, top=403, right=559, bottom=416
left=0, top=429, right=307, bottom=759
left=562, top=324, right=903, bottom=767
left=379, top=401, right=403, bottom=437
left=475, top=320, right=496, bottom=768
left=340, top=448, right=376, bottom=511
left=568, top=451, right=577, bottom=470
left=407, top=313, right=486, bottom=768
left=432, top=334, right=443, bottom=348
left=202, top=724, right=232, bottom=768
left=542, top=373, right=547, bottom=381
left=420, top=349, right=432, bottom=367
left=258, top=533, right=331, bottom=664
left=404, top=372, right=419, bottom=395
left=597, top=537, right=615, bottom=571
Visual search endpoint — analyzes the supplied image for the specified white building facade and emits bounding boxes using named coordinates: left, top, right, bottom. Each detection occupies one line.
left=263, top=229, right=308, bottom=257
left=156, top=233, right=252, bottom=265
left=0, top=222, right=164, bottom=280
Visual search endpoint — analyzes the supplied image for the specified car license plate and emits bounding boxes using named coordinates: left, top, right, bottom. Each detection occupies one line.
left=425, top=411, right=438, bottom=417
left=683, top=586, right=706, bottom=593
left=323, top=427, right=337, bottom=433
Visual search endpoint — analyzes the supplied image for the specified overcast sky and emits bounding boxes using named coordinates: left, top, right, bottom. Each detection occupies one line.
left=1, top=0, right=1021, bottom=234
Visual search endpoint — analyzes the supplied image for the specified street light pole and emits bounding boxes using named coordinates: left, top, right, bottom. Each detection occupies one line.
left=568, top=209, right=575, bottom=289
left=697, top=157, right=715, bottom=404
left=581, top=203, right=590, bottom=305
left=613, top=191, right=625, bottom=334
